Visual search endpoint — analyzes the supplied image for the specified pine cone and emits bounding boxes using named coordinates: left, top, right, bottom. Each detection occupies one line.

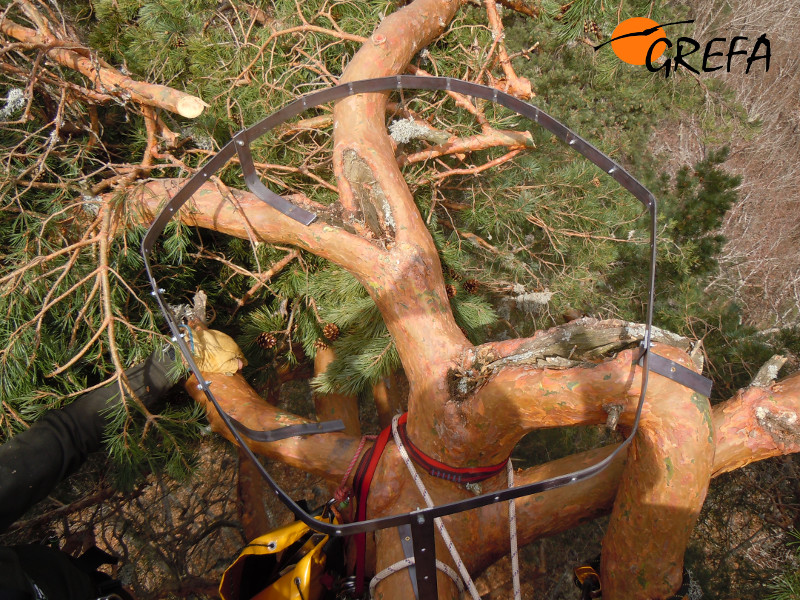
left=584, top=20, right=600, bottom=37
left=314, top=338, right=328, bottom=351
left=445, top=284, right=457, bottom=298
left=323, top=322, right=340, bottom=341
left=448, top=268, right=463, bottom=282
left=256, top=332, right=277, bottom=350
left=464, top=279, right=480, bottom=294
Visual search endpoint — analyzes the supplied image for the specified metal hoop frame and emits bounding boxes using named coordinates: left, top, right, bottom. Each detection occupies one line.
left=141, top=75, right=657, bottom=599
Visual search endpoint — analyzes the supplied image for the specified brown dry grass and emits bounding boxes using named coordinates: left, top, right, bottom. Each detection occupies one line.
left=653, top=0, right=800, bottom=329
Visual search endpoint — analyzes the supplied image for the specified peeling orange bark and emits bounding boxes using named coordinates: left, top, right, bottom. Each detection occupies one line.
left=713, top=375, right=800, bottom=476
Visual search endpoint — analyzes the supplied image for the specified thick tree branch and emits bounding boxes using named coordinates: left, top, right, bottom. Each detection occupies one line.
left=473, top=370, right=800, bottom=568
left=713, top=373, right=800, bottom=476
left=334, top=0, right=463, bottom=234
left=0, top=20, right=207, bottom=118
left=186, top=312, right=800, bottom=599
left=185, top=373, right=359, bottom=483
left=127, top=178, right=387, bottom=287
left=330, top=0, right=473, bottom=434
left=364, top=369, right=800, bottom=598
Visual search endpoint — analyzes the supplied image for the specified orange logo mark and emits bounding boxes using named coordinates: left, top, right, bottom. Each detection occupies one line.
left=610, top=17, right=667, bottom=66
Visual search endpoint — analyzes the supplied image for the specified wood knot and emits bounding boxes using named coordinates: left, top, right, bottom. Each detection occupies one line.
left=603, top=403, right=624, bottom=431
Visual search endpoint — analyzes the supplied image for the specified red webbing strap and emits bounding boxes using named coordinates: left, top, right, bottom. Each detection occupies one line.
left=396, top=412, right=508, bottom=484
left=352, top=423, right=393, bottom=596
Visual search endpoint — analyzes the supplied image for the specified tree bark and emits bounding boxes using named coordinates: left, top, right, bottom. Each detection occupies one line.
left=0, top=21, right=207, bottom=117
left=178, top=339, right=800, bottom=598
left=123, top=0, right=800, bottom=595
left=131, top=166, right=800, bottom=598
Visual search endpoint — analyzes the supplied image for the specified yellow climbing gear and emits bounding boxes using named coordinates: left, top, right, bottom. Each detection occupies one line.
left=219, top=515, right=337, bottom=600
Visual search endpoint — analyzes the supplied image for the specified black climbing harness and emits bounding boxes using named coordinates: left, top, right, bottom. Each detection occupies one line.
left=141, top=75, right=712, bottom=599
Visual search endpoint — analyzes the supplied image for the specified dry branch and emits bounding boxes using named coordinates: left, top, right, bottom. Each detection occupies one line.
left=497, top=0, right=539, bottom=18
left=0, top=21, right=207, bottom=117
left=398, top=129, right=533, bottom=166
left=432, top=148, right=523, bottom=180
left=484, top=0, right=533, bottom=99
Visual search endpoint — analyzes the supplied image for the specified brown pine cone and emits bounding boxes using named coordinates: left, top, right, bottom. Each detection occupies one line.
left=448, top=268, right=463, bottom=282
left=464, top=279, right=480, bottom=294
left=323, top=322, right=340, bottom=341
left=256, top=332, right=277, bottom=350
left=445, top=284, right=457, bottom=298
left=313, top=338, right=328, bottom=351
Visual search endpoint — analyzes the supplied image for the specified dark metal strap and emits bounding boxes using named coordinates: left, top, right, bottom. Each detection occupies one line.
left=639, top=350, right=713, bottom=397
left=398, top=524, right=420, bottom=599
left=410, top=515, right=438, bottom=599
left=227, top=415, right=345, bottom=443
left=233, top=131, right=317, bottom=225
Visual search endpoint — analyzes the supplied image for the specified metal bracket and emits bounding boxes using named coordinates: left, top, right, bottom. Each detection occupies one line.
left=229, top=416, right=345, bottom=443
left=141, top=76, right=664, bottom=599
left=410, top=514, right=438, bottom=599
left=639, top=348, right=713, bottom=398
left=398, top=524, right=420, bottom=599
left=233, top=131, right=317, bottom=225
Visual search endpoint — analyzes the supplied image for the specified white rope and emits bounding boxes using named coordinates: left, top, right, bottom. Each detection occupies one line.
left=391, top=414, right=481, bottom=600
left=369, top=557, right=464, bottom=597
left=508, top=460, right=521, bottom=600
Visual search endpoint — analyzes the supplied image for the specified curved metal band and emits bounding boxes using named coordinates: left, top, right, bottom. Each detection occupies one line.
left=141, top=76, right=658, bottom=598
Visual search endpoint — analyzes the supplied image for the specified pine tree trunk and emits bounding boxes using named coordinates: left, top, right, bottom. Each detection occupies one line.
left=124, top=0, right=800, bottom=596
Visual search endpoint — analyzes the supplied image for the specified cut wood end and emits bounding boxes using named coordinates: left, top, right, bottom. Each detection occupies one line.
left=176, top=96, right=209, bottom=118
left=751, top=354, right=788, bottom=388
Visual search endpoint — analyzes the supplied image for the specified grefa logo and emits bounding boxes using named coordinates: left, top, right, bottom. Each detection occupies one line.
left=594, top=17, right=771, bottom=77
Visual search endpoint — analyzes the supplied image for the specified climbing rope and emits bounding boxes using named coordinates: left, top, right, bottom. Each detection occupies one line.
left=340, top=435, right=377, bottom=491
left=388, top=414, right=521, bottom=599
left=370, top=558, right=464, bottom=597
left=390, top=414, right=481, bottom=599
left=334, top=434, right=377, bottom=520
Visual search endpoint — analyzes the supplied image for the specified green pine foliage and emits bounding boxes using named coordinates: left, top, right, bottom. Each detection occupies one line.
left=767, top=531, right=800, bottom=600
left=0, top=0, right=794, bottom=486
left=662, top=147, right=741, bottom=276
